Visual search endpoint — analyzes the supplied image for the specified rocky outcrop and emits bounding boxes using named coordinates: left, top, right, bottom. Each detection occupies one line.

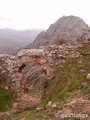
left=15, top=40, right=86, bottom=95
left=0, top=54, right=24, bottom=98
left=28, top=16, right=90, bottom=48
left=0, top=40, right=87, bottom=98
left=0, top=40, right=90, bottom=119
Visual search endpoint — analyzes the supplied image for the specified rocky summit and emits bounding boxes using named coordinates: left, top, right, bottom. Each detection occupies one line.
left=0, top=16, right=90, bottom=120
left=28, top=15, right=90, bottom=48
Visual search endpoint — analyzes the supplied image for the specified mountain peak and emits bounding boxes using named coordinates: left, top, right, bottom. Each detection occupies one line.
left=28, top=15, right=90, bottom=48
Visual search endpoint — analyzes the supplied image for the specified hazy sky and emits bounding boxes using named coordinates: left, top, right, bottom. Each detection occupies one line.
left=0, top=0, right=90, bottom=30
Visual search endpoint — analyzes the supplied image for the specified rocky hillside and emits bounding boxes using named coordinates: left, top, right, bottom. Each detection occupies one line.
left=0, top=39, right=90, bottom=120
left=28, top=16, right=90, bottom=48
left=0, top=15, right=90, bottom=120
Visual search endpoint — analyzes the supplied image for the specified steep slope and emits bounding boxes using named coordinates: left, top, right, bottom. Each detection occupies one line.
left=0, top=40, right=90, bottom=119
left=28, top=16, right=90, bottom=48
left=0, top=29, right=42, bottom=54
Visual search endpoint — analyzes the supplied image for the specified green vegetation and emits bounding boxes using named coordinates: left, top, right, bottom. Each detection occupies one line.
left=0, top=109, right=55, bottom=120
left=0, top=87, right=13, bottom=112
left=43, top=43, right=90, bottom=106
left=26, top=109, right=55, bottom=120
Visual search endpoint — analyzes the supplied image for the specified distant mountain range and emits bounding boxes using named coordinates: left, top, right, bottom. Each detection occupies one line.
left=28, top=15, right=90, bottom=48
left=0, top=29, right=42, bottom=54
left=1, top=16, right=90, bottom=54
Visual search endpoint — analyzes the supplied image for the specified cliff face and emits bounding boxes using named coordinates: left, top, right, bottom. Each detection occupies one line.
left=28, top=16, right=90, bottom=48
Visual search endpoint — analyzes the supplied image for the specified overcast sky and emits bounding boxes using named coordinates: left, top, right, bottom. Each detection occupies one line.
left=0, top=0, right=90, bottom=30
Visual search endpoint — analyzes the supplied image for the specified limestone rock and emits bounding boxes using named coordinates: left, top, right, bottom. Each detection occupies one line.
left=28, top=16, right=90, bottom=48
left=87, top=73, right=90, bottom=80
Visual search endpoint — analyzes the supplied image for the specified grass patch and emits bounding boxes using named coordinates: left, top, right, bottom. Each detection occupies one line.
left=44, top=48, right=90, bottom=105
left=26, top=109, right=55, bottom=120
left=28, top=91, right=40, bottom=97
left=0, top=87, right=13, bottom=112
